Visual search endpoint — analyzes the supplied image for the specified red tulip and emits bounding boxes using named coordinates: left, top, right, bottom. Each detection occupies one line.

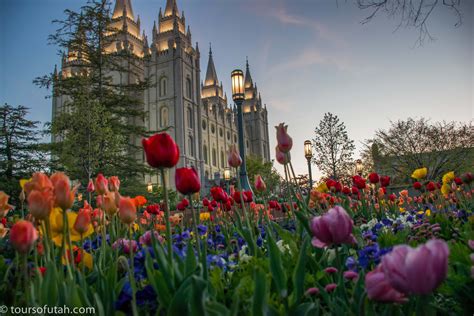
left=146, top=204, right=160, bottom=215
left=413, top=182, right=422, bottom=190
left=27, top=190, right=54, bottom=220
left=10, top=220, right=38, bottom=254
left=310, top=206, right=356, bottom=248
left=254, top=175, right=267, bottom=193
left=51, top=172, right=77, bottom=210
left=275, top=146, right=290, bottom=165
left=109, top=176, right=120, bottom=192
left=426, top=181, right=437, bottom=192
left=210, top=187, right=227, bottom=202
left=210, top=200, right=218, bottom=208
left=227, top=144, right=242, bottom=168
left=461, top=172, right=473, bottom=184
left=368, top=172, right=380, bottom=184
left=342, top=186, right=351, bottom=195
left=95, top=173, right=109, bottom=195
left=142, top=133, right=180, bottom=169
left=454, top=177, right=463, bottom=185
left=202, top=198, right=210, bottom=206
left=352, top=175, right=366, bottom=190
left=365, top=264, right=407, bottom=303
left=351, top=186, right=359, bottom=195
left=275, top=123, right=293, bottom=153
left=119, top=197, right=137, bottom=225
left=176, top=202, right=186, bottom=211
left=380, top=176, right=390, bottom=187
left=388, top=193, right=397, bottom=202
left=175, top=167, right=201, bottom=195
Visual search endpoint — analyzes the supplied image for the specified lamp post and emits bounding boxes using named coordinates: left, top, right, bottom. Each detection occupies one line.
left=231, top=69, right=252, bottom=191
left=304, top=140, right=313, bottom=189
left=355, top=159, right=363, bottom=176
left=147, top=182, right=153, bottom=193
left=223, top=167, right=231, bottom=194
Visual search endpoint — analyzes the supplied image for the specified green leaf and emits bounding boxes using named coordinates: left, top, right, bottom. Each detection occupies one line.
left=267, top=231, right=287, bottom=298
left=291, top=238, right=309, bottom=306
left=251, top=268, right=267, bottom=316
left=185, top=242, right=198, bottom=276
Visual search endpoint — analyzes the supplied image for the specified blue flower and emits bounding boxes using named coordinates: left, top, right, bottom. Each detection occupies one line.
left=197, top=225, right=208, bottom=235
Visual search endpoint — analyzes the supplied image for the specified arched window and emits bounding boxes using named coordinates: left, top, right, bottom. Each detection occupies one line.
left=160, top=77, right=167, bottom=97
left=220, top=150, right=225, bottom=168
left=212, top=148, right=217, bottom=166
left=203, top=145, right=208, bottom=164
left=186, top=77, right=192, bottom=99
left=188, top=135, right=194, bottom=157
left=160, top=106, right=169, bottom=127
left=187, top=107, right=193, bottom=129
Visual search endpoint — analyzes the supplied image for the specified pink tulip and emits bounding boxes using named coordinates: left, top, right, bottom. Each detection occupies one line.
left=139, top=230, right=164, bottom=246
left=324, top=283, right=337, bottom=293
left=343, top=270, right=359, bottom=281
left=275, top=146, right=290, bottom=165
left=275, top=123, right=293, bottom=153
left=108, top=176, right=120, bottom=192
left=10, top=220, right=38, bottom=254
left=310, top=206, right=356, bottom=248
left=382, top=239, right=449, bottom=295
left=254, top=175, right=267, bottom=193
left=86, top=179, right=95, bottom=193
left=305, top=287, right=320, bottom=296
left=227, top=144, right=242, bottom=168
left=324, top=267, right=338, bottom=274
left=95, top=173, right=108, bottom=195
left=365, top=264, right=407, bottom=303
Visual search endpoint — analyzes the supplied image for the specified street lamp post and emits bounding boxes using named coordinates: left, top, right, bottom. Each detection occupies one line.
left=231, top=69, right=252, bottom=191
left=304, top=140, right=313, bottom=189
left=355, top=159, right=363, bottom=176
left=223, top=168, right=231, bottom=194
left=147, top=182, right=153, bottom=193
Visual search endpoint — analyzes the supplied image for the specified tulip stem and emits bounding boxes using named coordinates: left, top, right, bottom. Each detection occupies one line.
left=128, top=226, right=138, bottom=316
left=189, top=194, right=201, bottom=261
left=160, top=168, right=173, bottom=265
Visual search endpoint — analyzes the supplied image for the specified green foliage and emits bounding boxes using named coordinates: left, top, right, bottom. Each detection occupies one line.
left=312, top=112, right=355, bottom=180
left=246, top=154, right=281, bottom=197
left=0, top=104, right=48, bottom=203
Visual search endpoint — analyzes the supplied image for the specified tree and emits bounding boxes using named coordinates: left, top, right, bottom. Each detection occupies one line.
left=0, top=104, right=48, bottom=203
left=312, top=113, right=355, bottom=180
left=357, top=0, right=463, bottom=45
left=246, top=155, right=282, bottom=198
left=34, top=0, right=150, bottom=190
left=365, top=118, right=473, bottom=183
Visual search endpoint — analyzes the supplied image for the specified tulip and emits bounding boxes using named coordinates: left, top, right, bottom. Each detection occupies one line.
left=227, top=144, right=242, bottom=168
left=0, top=191, right=14, bottom=218
left=254, top=175, right=266, bottom=193
left=275, top=146, right=290, bottom=165
left=351, top=186, right=359, bottom=196
left=275, top=123, right=293, bottom=153
left=103, top=191, right=118, bottom=216
left=27, top=190, right=54, bottom=220
left=342, top=186, right=351, bottom=195
left=352, top=175, right=366, bottom=190
left=10, top=220, right=38, bottom=254
left=324, top=267, right=338, bottom=274
left=310, top=206, right=356, bottom=248
left=368, top=172, right=379, bottom=184
left=109, top=176, right=120, bottom=192
left=382, top=239, right=449, bottom=295
left=175, top=167, right=201, bottom=195
left=119, top=197, right=137, bottom=225
left=388, top=193, right=397, bottom=202
left=95, top=173, right=109, bottom=195
left=365, top=264, right=407, bottom=303
left=343, top=270, right=359, bottom=281
left=411, top=167, right=428, bottom=180
left=86, top=179, right=95, bottom=193
left=324, top=283, right=337, bottom=293
left=142, top=133, right=180, bottom=169
left=380, top=176, right=390, bottom=187
left=441, top=183, right=451, bottom=196
left=139, top=230, right=163, bottom=246
left=454, top=177, right=463, bottom=185
left=442, top=171, right=455, bottom=184
left=50, top=172, right=77, bottom=210
left=23, top=172, right=53, bottom=196
left=413, top=182, right=422, bottom=190
left=305, top=287, right=320, bottom=296
left=426, top=181, right=437, bottom=192
left=74, top=207, right=92, bottom=235
left=202, top=198, right=210, bottom=206
left=210, top=187, right=227, bottom=202
left=146, top=204, right=160, bottom=215
left=461, top=172, right=473, bottom=184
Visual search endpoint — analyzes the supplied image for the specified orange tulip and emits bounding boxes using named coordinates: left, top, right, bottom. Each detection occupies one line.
left=119, top=197, right=137, bottom=225
left=10, top=220, right=38, bottom=254
left=51, top=172, right=77, bottom=210
left=27, top=190, right=54, bottom=220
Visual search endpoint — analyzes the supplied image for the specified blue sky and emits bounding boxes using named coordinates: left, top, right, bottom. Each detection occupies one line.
left=1, top=0, right=472, bottom=178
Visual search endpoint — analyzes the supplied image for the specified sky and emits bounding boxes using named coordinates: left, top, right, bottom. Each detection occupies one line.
left=1, top=0, right=473, bottom=179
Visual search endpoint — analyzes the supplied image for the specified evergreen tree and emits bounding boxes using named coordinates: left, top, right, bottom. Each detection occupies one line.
left=312, top=112, right=355, bottom=180
left=34, top=0, right=150, bottom=191
left=0, top=104, right=47, bottom=203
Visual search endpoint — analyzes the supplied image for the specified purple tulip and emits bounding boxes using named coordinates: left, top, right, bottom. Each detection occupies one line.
left=382, top=239, right=449, bottom=295
left=365, top=264, right=407, bottom=303
left=310, top=206, right=356, bottom=248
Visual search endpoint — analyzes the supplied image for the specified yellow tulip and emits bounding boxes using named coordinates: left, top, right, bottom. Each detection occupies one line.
left=442, top=171, right=455, bottom=184
left=19, top=178, right=32, bottom=189
left=425, top=209, right=431, bottom=216
left=411, top=167, right=428, bottom=180
left=399, top=208, right=406, bottom=213
left=441, top=183, right=451, bottom=196
left=49, top=207, right=93, bottom=246
left=200, top=212, right=210, bottom=221
left=315, top=182, right=328, bottom=193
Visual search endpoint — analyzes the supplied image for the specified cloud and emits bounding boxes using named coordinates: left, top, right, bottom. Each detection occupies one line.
left=270, top=48, right=353, bottom=73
